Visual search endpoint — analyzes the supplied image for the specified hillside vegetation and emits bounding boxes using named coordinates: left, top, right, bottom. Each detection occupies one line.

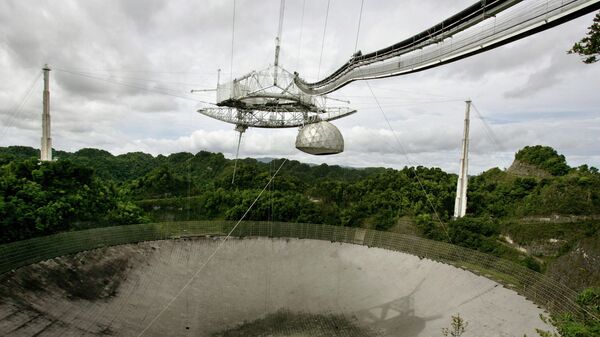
left=2, top=144, right=600, bottom=334
left=1, top=145, right=599, bottom=271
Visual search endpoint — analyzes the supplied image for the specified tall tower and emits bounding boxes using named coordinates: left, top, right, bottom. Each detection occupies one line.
left=453, top=100, right=471, bottom=218
left=40, top=64, right=52, bottom=161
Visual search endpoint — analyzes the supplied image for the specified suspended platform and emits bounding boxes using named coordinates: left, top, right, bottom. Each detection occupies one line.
left=198, top=65, right=356, bottom=128
left=195, top=0, right=356, bottom=156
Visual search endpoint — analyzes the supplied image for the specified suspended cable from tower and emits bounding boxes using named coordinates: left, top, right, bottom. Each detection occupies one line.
left=471, top=102, right=506, bottom=152
left=354, top=0, right=365, bottom=53
left=317, top=0, right=332, bottom=80
left=0, top=71, right=42, bottom=141
left=365, top=81, right=451, bottom=241
left=230, top=0, right=237, bottom=84
left=295, top=0, right=307, bottom=70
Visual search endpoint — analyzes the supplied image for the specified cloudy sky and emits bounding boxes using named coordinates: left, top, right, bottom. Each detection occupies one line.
left=1, top=0, right=599, bottom=174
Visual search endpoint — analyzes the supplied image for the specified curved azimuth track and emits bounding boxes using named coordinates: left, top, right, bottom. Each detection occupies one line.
left=294, top=0, right=600, bottom=95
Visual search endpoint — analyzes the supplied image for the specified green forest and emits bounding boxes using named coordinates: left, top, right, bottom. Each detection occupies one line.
left=2, top=144, right=599, bottom=243
left=1, top=144, right=599, bottom=335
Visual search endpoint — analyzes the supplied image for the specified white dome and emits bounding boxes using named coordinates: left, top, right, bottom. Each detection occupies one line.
left=295, top=121, right=344, bottom=155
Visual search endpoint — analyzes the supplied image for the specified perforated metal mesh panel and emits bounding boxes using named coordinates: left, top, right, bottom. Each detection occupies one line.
left=0, top=221, right=592, bottom=337
left=295, top=121, right=344, bottom=155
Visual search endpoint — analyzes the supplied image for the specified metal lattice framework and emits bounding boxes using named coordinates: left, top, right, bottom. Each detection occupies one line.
left=294, top=0, right=600, bottom=95
left=217, top=66, right=314, bottom=110
left=199, top=65, right=355, bottom=128
left=199, top=106, right=355, bottom=128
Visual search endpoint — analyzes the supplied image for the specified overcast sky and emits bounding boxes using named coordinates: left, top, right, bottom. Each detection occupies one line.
left=1, top=0, right=599, bottom=174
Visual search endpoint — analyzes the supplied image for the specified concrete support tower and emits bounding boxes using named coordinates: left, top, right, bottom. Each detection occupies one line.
left=40, top=64, right=52, bottom=161
left=453, top=100, right=471, bottom=218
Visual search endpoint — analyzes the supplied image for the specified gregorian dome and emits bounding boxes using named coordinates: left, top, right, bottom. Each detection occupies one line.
left=295, top=121, right=344, bottom=155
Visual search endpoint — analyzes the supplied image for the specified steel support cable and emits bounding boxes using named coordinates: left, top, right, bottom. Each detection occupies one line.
left=276, top=0, right=285, bottom=46
left=317, top=0, right=332, bottom=80
left=55, top=67, right=199, bottom=97
left=135, top=159, right=287, bottom=337
left=295, top=0, right=307, bottom=70
left=351, top=99, right=465, bottom=108
left=360, top=83, right=465, bottom=100
left=51, top=67, right=220, bottom=75
left=471, top=103, right=505, bottom=152
left=231, top=130, right=243, bottom=184
left=364, top=80, right=451, bottom=241
left=53, top=69, right=216, bottom=106
left=354, top=0, right=365, bottom=53
left=274, top=0, right=286, bottom=85
left=295, top=0, right=600, bottom=95
left=230, top=0, right=237, bottom=84
left=343, top=97, right=463, bottom=102
left=48, top=67, right=215, bottom=86
left=265, top=145, right=274, bottom=313
left=0, top=71, right=42, bottom=141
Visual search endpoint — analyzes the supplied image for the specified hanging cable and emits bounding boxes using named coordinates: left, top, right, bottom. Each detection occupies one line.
left=187, top=117, right=193, bottom=222
left=230, top=0, right=237, bottom=84
left=276, top=0, right=285, bottom=47
left=361, top=83, right=465, bottom=100
left=54, top=68, right=199, bottom=94
left=50, top=67, right=219, bottom=75
left=354, top=0, right=365, bottom=53
left=231, top=128, right=244, bottom=184
left=295, top=0, right=307, bottom=70
left=273, top=0, right=286, bottom=85
left=48, top=68, right=212, bottom=86
left=350, top=99, right=465, bottom=109
left=53, top=69, right=216, bottom=106
left=365, top=80, right=451, bottom=241
left=317, top=0, right=331, bottom=80
left=471, top=102, right=505, bottom=152
left=0, top=71, right=42, bottom=141
left=135, top=158, right=287, bottom=337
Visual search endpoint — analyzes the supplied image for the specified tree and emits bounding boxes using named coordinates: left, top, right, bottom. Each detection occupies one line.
left=535, top=287, right=600, bottom=337
left=568, top=11, right=600, bottom=64
left=442, top=314, right=468, bottom=337
left=515, top=145, right=570, bottom=176
left=0, top=159, right=147, bottom=243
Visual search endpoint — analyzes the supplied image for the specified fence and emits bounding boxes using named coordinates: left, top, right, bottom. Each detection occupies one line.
left=0, top=221, right=590, bottom=319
